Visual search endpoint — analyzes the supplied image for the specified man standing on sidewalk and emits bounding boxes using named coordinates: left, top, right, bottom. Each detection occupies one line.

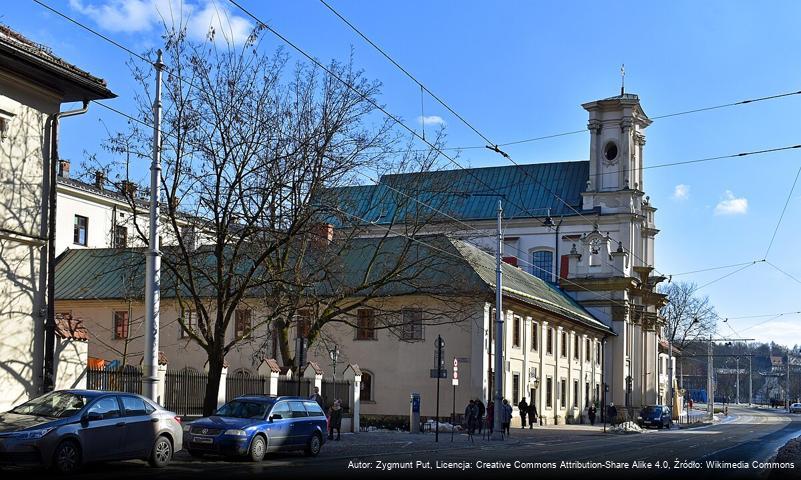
left=518, top=398, right=529, bottom=428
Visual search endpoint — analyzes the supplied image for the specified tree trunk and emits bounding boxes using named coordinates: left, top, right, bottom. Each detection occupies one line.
left=203, top=346, right=225, bottom=416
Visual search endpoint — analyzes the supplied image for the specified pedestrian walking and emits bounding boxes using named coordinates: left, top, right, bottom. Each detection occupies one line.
left=464, top=400, right=478, bottom=435
left=486, top=401, right=495, bottom=435
left=328, top=399, right=343, bottom=440
left=527, top=401, right=538, bottom=428
left=309, top=386, right=324, bottom=410
left=518, top=398, right=528, bottom=428
left=476, top=399, right=486, bottom=434
left=607, top=402, right=618, bottom=425
left=502, top=399, right=512, bottom=436
left=588, top=404, right=597, bottom=425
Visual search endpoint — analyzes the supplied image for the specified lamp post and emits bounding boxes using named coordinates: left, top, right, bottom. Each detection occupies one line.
left=329, top=346, right=339, bottom=404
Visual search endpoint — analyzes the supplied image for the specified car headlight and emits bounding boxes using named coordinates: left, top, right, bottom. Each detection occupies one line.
left=182, top=424, right=191, bottom=432
left=12, top=427, right=54, bottom=439
left=224, top=429, right=247, bottom=436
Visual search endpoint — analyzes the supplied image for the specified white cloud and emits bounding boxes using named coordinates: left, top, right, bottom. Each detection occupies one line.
left=747, top=320, right=801, bottom=348
left=672, top=184, right=690, bottom=201
left=714, top=190, right=748, bottom=215
left=418, top=115, right=445, bottom=126
left=69, top=0, right=253, bottom=44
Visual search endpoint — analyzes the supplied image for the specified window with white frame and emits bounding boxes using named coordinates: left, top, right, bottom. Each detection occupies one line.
left=531, top=250, right=554, bottom=282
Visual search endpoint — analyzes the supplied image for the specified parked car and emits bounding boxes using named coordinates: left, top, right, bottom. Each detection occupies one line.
left=638, top=405, right=672, bottom=429
left=0, top=389, right=182, bottom=473
left=789, top=403, right=801, bottom=413
left=184, top=395, right=327, bottom=461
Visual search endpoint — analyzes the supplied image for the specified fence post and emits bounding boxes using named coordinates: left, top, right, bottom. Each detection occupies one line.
left=217, top=365, right=228, bottom=409
left=344, top=364, right=362, bottom=433
left=304, top=362, right=324, bottom=397
left=157, top=362, right=168, bottom=407
left=258, top=358, right=281, bottom=396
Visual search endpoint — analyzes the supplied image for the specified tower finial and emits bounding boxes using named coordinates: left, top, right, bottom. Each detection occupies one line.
left=620, top=64, right=625, bottom=95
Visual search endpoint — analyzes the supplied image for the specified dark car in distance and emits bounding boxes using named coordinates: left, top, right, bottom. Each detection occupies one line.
left=185, top=395, right=327, bottom=461
left=0, top=390, right=183, bottom=473
left=638, top=405, right=672, bottom=429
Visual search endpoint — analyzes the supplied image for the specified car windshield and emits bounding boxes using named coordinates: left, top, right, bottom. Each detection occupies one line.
left=214, top=400, right=272, bottom=419
left=9, top=391, right=91, bottom=418
left=642, top=406, right=662, bottom=415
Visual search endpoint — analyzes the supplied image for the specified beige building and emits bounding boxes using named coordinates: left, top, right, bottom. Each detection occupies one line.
left=55, top=236, right=611, bottom=423
left=0, top=25, right=114, bottom=410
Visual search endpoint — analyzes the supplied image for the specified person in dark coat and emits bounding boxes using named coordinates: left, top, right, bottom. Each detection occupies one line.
left=518, top=398, right=529, bottom=428
left=502, top=399, right=512, bottom=436
left=475, top=399, right=486, bottom=434
left=309, top=386, right=324, bottom=410
left=527, top=401, right=538, bottom=428
left=464, top=400, right=478, bottom=435
left=588, top=404, right=597, bottom=425
left=328, top=399, right=343, bottom=440
left=607, top=402, right=618, bottom=425
left=486, top=401, right=494, bottom=434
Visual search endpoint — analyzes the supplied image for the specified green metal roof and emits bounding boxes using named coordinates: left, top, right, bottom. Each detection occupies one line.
left=324, top=161, right=590, bottom=225
left=54, top=236, right=611, bottom=334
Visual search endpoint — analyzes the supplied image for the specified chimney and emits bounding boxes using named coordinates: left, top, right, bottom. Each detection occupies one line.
left=57, top=159, right=70, bottom=178
left=94, top=171, right=105, bottom=190
left=120, top=180, right=137, bottom=197
left=311, top=223, right=334, bottom=247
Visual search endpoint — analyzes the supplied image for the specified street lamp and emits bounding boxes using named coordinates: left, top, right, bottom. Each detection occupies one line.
left=329, top=346, right=340, bottom=405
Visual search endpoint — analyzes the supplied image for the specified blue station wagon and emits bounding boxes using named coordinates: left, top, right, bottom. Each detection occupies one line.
left=184, top=396, right=327, bottom=461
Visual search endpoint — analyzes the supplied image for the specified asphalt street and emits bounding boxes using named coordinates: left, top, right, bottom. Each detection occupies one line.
left=3, top=405, right=800, bottom=479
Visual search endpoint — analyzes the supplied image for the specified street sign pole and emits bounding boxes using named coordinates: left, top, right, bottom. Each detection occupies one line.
left=452, top=357, right=458, bottom=442
left=435, top=335, right=443, bottom=442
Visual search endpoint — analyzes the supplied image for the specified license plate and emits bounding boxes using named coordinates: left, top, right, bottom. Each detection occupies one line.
left=193, top=436, right=213, bottom=444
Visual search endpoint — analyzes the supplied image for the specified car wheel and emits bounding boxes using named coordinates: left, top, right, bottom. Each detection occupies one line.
left=52, top=440, right=82, bottom=474
left=305, top=432, right=322, bottom=457
left=149, top=435, right=173, bottom=468
left=248, top=435, right=266, bottom=462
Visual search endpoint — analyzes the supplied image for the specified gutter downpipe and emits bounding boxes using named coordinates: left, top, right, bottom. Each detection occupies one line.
left=43, top=100, right=90, bottom=393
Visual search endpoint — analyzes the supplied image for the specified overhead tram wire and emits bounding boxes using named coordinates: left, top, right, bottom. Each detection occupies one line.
left=692, top=261, right=763, bottom=292
left=317, top=1, right=801, bottom=150
left=235, top=0, right=662, bottom=278
left=764, top=164, right=801, bottom=259
left=40, top=0, right=785, bottom=285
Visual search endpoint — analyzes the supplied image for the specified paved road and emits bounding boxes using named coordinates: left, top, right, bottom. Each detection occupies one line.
left=5, top=406, right=800, bottom=479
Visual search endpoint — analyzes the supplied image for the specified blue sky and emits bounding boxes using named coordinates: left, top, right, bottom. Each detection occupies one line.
left=5, top=0, right=801, bottom=346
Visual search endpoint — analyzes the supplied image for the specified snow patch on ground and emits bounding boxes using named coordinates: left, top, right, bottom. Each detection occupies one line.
left=609, top=421, right=643, bottom=434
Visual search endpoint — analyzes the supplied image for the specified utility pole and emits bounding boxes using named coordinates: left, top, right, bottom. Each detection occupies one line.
left=748, top=356, right=752, bottom=406
left=143, top=50, right=163, bottom=402
left=668, top=339, right=674, bottom=415
left=787, top=352, right=791, bottom=410
left=492, top=199, right=504, bottom=440
left=435, top=335, right=443, bottom=442
left=707, top=334, right=713, bottom=417
left=735, top=356, right=740, bottom=404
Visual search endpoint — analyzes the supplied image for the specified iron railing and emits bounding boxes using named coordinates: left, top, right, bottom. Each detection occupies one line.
left=86, top=366, right=142, bottom=394
left=165, top=369, right=208, bottom=416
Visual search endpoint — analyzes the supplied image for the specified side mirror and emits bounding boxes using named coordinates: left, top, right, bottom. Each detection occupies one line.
left=269, top=414, right=282, bottom=422
left=83, top=412, right=103, bottom=423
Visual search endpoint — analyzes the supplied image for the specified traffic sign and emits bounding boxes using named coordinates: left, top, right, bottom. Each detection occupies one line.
left=452, top=379, right=459, bottom=386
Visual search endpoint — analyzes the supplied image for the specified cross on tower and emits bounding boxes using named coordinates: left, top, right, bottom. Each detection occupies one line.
left=620, top=64, right=625, bottom=95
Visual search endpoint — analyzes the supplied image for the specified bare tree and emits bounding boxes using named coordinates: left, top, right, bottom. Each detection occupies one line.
left=96, top=24, right=470, bottom=415
left=659, top=281, right=717, bottom=349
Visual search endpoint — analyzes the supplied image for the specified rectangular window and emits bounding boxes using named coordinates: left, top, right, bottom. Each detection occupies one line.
left=235, top=309, right=252, bottom=339
left=585, top=382, right=590, bottom=408
left=573, top=334, right=579, bottom=360
left=180, top=309, right=196, bottom=338
left=573, top=380, right=579, bottom=408
left=595, top=384, right=600, bottom=404
left=596, top=342, right=601, bottom=364
left=113, top=311, right=129, bottom=339
left=531, top=250, right=554, bottom=282
left=512, top=316, right=521, bottom=348
left=355, top=309, right=376, bottom=340
left=401, top=308, right=423, bottom=341
left=546, top=377, right=553, bottom=409
left=560, top=379, right=567, bottom=408
left=547, top=328, right=553, bottom=355
left=585, top=338, right=591, bottom=362
left=560, top=331, right=567, bottom=358
left=531, top=322, right=538, bottom=351
left=512, top=373, right=520, bottom=406
left=296, top=309, right=311, bottom=338
left=74, top=215, right=88, bottom=246
left=114, top=225, right=127, bottom=248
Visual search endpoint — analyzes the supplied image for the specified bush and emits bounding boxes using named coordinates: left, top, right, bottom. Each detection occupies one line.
left=360, top=415, right=409, bottom=431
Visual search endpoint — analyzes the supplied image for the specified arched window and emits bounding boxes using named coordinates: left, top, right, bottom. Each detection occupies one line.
left=360, top=371, right=373, bottom=402
left=531, top=250, right=554, bottom=282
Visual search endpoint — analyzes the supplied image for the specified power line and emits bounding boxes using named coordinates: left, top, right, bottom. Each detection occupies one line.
left=693, top=261, right=762, bottom=292
left=765, top=260, right=801, bottom=286
left=764, top=165, right=801, bottom=259
left=669, top=260, right=762, bottom=278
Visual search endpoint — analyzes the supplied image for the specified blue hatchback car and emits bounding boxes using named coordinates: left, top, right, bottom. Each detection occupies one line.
left=184, top=396, right=327, bottom=461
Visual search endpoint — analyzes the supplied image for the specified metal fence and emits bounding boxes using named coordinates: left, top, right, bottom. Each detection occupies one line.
left=165, top=369, right=208, bottom=416
left=277, top=378, right=310, bottom=397
left=226, top=372, right=270, bottom=402
left=321, top=379, right=351, bottom=412
left=86, top=366, right=142, bottom=393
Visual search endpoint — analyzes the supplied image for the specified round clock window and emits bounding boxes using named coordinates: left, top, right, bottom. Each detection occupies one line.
left=604, top=142, right=618, bottom=161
